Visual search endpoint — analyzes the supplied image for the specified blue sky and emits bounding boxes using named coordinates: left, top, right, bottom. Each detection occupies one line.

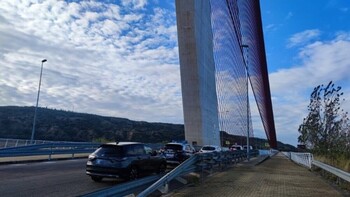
left=0, top=0, right=349, bottom=146
left=258, top=0, right=350, bottom=145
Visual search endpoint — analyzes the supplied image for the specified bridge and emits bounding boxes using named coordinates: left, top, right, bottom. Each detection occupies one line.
left=0, top=142, right=349, bottom=196
left=0, top=0, right=349, bottom=196
left=176, top=0, right=276, bottom=148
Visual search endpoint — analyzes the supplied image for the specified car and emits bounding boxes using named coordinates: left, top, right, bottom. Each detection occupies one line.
left=86, top=142, right=167, bottom=182
left=162, top=142, right=196, bottom=165
left=230, top=144, right=243, bottom=151
left=243, top=145, right=253, bottom=150
left=199, top=145, right=222, bottom=153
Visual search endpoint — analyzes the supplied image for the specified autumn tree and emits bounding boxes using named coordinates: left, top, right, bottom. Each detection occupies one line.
left=298, top=81, right=350, bottom=156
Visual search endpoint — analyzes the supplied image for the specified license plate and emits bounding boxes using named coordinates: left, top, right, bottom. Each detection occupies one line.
left=166, top=153, right=174, bottom=158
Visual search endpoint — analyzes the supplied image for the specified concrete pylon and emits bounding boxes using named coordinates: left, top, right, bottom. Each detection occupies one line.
left=176, top=0, right=220, bottom=146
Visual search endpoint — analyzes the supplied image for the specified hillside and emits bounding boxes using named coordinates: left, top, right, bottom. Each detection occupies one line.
left=0, top=106, right=184, bottom=143
left=0, top=106, right=296, bottom=150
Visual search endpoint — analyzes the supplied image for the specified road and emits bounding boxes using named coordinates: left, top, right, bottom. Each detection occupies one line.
left=0, top=159, right=126, bottom=197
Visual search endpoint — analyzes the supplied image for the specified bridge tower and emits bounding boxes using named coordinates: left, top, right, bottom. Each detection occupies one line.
left=176, top=0, right=220, bottom=146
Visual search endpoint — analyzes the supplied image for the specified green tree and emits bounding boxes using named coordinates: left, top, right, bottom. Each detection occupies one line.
left=298, top=81, right=349, bottom=156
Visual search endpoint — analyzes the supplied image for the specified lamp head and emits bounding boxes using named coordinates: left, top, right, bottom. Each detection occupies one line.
left=42, top=59, right=47, bottom=63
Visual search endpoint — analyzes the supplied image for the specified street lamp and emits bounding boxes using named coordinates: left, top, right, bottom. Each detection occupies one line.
left=30, top=59, right=47, bottom=144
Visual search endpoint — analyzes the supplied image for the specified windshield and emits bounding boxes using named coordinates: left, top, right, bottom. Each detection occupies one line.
left=93, top=145, right=124, bottom=157
left=202, top=146, right=215, bottom=151
left=164, top=144, right=183, bottom=151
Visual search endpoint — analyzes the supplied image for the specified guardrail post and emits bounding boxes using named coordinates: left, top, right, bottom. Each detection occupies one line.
left=71, top=146, right=75, bottom=159
left=158, top=183, right=169, bottom=194
left=49, top=144, right=52, bottom=160
left=309, top=153, right=313, bottom=169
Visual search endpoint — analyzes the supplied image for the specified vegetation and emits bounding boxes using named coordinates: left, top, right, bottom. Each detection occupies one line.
left=0, top=106, right=184, bottom=143
left=0, top=106, right=294, bottom=150
left=298, top=81, right=350, bottom=172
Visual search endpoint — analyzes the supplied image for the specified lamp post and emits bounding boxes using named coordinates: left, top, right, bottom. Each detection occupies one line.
left=30, top=59, right=47, bottom=144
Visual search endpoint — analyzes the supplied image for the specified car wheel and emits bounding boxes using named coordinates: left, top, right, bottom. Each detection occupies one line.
left=129, top=166, right=138, bottom=180
left=91, top=176, right=103, bottom=182
left=158, top=163, right=166, bottom=174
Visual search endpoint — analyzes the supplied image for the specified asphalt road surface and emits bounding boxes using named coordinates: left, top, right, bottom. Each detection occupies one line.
left=0, top=159, right=127, bottom=197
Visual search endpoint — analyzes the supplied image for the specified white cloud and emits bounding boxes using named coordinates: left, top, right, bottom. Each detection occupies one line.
left=0, top=0, right=182, bottom=124
left=267, top=32, right=350, bottom=145
left=287, top=29, right=321, bottom=48
left=121, top=0, right=148, bottom=10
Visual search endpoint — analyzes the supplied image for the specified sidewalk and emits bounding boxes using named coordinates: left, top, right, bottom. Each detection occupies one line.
left=170, top=153, right=346, bottom=197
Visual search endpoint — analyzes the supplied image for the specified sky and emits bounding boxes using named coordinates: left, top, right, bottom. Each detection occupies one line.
left=0, top=0, right=349, bottom=146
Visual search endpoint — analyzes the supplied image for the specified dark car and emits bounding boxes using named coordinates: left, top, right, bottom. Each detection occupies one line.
left=162, top=142, right=196, bottom=165
left=86, top=142, right=167, bottom=182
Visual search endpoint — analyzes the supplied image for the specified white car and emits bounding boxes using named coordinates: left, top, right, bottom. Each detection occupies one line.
left=199, top=145, right=222, bottom=153
left=230, top=145, right=243, bottom=151
left=243, top=145, right=253, bottom=150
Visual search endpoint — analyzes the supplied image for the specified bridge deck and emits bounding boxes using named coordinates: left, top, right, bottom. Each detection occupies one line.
left=170, top=153, right=345, bottom=197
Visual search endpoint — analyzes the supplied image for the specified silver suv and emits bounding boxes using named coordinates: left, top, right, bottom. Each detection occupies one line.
left=86, top=142, right=167, bottom=182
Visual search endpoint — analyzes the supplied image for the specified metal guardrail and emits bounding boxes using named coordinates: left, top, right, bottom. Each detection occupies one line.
left=82, top=150, right=259, bottom=197
left=138, top=153, right=201, bottom=197
left=82, top=175, right=162, bottom=197
left=0, top=138, right=93, bottom=149
left=0, top=142, right=101, bottom=159
left=312, top=160, right=350, bottom=182
left=283, top=151, right=350, bottom=183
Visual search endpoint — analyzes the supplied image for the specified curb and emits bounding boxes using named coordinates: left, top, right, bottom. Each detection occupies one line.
left=254, top=155, right=270, bottom=166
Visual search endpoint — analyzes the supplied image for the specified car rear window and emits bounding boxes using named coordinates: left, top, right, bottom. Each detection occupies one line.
left=164, top=144, right=183, bottom=151
left=94, top=145, right=124, bottom=157
left=202, top=146, right=215, bottom=151
left=124, top=144, right=145, bottom=156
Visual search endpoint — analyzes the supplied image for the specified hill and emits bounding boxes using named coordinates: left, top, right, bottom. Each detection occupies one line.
left=0, top=106, right=296, bottom=150
left=0, top=106, right=184, bottom=143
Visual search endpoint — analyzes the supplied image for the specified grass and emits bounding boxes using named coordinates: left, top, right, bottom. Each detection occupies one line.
left=314, top=154, right=350, bottom=173
left=314, top=154, right=350, bottom=191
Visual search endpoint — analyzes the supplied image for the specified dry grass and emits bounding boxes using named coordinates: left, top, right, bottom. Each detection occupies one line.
left=314, top=154, right=350, bottom=191
left=314, top=155, right=350, bottom=173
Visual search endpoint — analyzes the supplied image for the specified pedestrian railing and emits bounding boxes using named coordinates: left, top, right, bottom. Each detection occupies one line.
left=290, top=152, right=313, bottom=169
left=283, top=151, right=350, bottom=183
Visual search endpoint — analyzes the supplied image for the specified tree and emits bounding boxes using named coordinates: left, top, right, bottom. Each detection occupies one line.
left=298, top=81, right=350, bottom=156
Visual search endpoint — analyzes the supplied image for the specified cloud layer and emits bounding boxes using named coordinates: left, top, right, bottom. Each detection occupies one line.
left=287, top=29, right=321, bottom=48
left=0, top=0, right=183, bottom=123
left=1, top=1, right=349, bottom=147
left=268, top=31, right=350, bottom=145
